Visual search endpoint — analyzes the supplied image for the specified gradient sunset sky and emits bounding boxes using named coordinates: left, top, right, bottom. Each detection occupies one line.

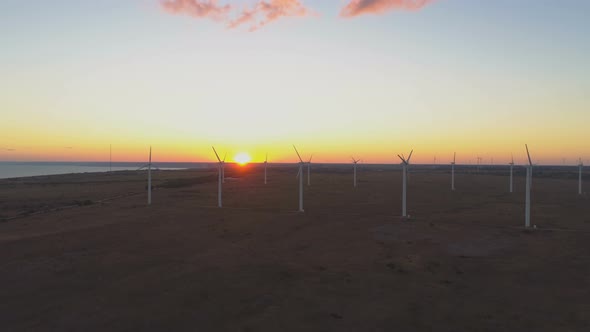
left=1, top=0, right=588, bottom=164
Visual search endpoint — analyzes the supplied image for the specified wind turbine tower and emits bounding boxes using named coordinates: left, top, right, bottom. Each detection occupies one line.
left=148, top=146, right=152, bottom=205
left=294, top=145, right=305, bottom=212
left=397, top=149, right=414, bottom=218
left=352, top=157, right=360, bottom=188
left=579, top=158, right=583, bottom=195
left=509, top=155, right=514, bottom=193
left=212, top=146, right=224, bottom=208
left=525, top=145, right=533, bottom=228
left=307, top=155, right=313, bottom=186
left=264, top=153, right=268, bottom=185
left=451, top=152, right=456, bottom=191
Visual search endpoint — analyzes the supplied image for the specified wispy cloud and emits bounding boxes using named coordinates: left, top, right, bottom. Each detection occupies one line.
left=161, top=0, right=312, bottom=31
left=161, top=0, right=231, bottom=21
left=340, top=0, right=434, bottom=17
left=230, top=0, right=312, bottom=31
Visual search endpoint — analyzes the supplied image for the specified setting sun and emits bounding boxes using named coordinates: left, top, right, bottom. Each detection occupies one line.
left=234, top=152, right=252, bottom=165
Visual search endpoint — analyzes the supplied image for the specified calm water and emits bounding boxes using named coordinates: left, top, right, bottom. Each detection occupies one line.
left=0, top=162, right=212, bottom=179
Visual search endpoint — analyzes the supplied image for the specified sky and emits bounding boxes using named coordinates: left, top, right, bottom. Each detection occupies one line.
left=1, top=0, right=589, bottom=165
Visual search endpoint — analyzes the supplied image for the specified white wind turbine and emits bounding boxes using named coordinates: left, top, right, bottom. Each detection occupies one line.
left=148, top=146, right=152, bottom=205
left=578, top=158, right=583, bottom=195
left=135, top=147, right=154, bottom=205
left=293, top=145, right=305, bottom=212
left=509, top=155, right=514, bottom=193
left=397, top=149, right=413, bottom=218
left=212, top=146, right=224, bottom=208
left=352, top=157, right=360, bottom=188
left=525, top=144, right=533, bottom=228
left=451, top=152, right=456, bottom=191
left=307, top=154, right=313, bottom=186
left=264, top=153, right=268, bottom=185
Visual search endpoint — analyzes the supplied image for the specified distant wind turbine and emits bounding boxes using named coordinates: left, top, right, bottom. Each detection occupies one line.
left=451, top=152, right=456, bottom=191
left=509, top=155, right=514, bottom=193
left=397, top=149, right=414, bottom=218
left=477, top=156, right=482, bottom=173
left=352, top=157, right=360, bottom=188
left=579, top=158, right=583, bottom=195
left=307, top=154, right=313, bottom=186
left=135, top=147, right=153, bottom=204
left=294, top=145, right=305, bottom=212
left=264, top=153, right=268, bottom=185
left=148, top=146, right=152, bottom=205
left=212, top=146, right=224, bottom=208
left=525, top=144, right=533, bottom=228
left=109, top=144, right=112, bottom=172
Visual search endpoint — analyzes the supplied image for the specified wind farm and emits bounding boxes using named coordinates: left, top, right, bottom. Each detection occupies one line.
left=1, top=0, right=589, bottom=331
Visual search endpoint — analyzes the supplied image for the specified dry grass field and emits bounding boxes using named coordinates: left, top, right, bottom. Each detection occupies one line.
left=0, top=164, right=589, bottom=331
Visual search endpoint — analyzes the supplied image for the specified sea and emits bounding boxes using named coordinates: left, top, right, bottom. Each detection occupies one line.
left=0, top=162, right=214, bottom=179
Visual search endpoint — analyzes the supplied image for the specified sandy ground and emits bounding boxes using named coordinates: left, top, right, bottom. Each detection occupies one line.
left=0, top=165, right=589, bottom=331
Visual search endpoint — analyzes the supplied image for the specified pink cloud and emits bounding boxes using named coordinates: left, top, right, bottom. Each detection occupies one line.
left=160, top=0, right=231, bottom=21
left=340, top=0, right=434, bottom=17
left=230, top=0, right=312, bottom=31
left=161, top=0, right=312, bottom=31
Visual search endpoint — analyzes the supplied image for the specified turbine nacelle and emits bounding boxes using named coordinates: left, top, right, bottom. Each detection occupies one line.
left=398, top=149, right=413, bottom=166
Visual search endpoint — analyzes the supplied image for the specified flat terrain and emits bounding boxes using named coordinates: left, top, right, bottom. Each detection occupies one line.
left=1, top=165, right=589, bottom=331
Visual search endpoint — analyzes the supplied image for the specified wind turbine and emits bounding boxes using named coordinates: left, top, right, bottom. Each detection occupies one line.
left=525, top=144, right=533, bottom=228
left=397, top=149, right=413, bottom=218
left=109, top=144, right=112, bottom=172
left=148, top=146, right=152, bottom=205
left=509, top=155, right=514, bottom=193
left=352, top=157, right=360, bottom=188
left=451, top=152, right=456, bottom=191
left=212, top=146, right=224, bottom=208
left=136, top=151, right=154, bottom=204
left=293, top=145, right=305, bottom=212
left=264, top=153, right=268, bottom=185
left=307, top=154, right=313, bottom=186
left=579, top=158, right=583, bottom=195
left=477, top=156, right=482, bottom=173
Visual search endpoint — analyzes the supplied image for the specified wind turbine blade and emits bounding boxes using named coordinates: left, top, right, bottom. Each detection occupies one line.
left=149, top=146, right=152, bottom=163
left=212, top=146, right=221, bottom=163
left=293, top=145, right=303, bottom=163
left=407, top=150, right=414, bottom=163
left=397, top=154, right=406, bottom=164
left=525, top=144, right=532, bottom=166
left=265, top=153, right=268, bottom=163
left=453, top=152, right=456, bottom=163
left=511, top=154, right=514, bottom=164
left=223, top=152, right=227, bottom=162
left=308, top=154, right=313, bottom=163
